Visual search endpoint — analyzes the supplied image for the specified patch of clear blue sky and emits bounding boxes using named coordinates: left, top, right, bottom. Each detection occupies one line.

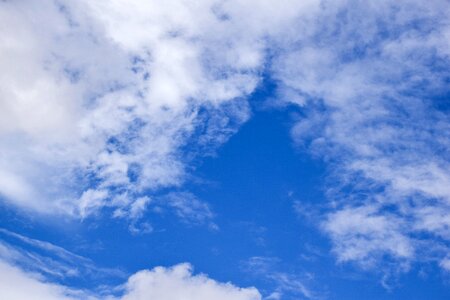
left=1, top=78, right=450, bottom=299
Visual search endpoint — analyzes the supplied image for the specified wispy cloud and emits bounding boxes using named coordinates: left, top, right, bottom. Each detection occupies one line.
left=161, top=192, right=217, bottom=228
left=0, top=229, right=261, bottom=299
left=0, top=260, right=89, bottom=300
left=273, top=0, right=450, bottom=274
left=243, top=256, right=318, bottom=299
left=0, top=229, right=124, bottom=280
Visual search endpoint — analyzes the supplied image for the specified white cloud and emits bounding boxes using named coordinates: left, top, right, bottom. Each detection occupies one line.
left=440, top=258, right=450, bottom=272
left=1, top=0, right=449, bottom=278
left=119, top=263, right=260, bottom=300
left=0, top=228, right=87, bottom=262
left=0, top=260, right=84, bottom=300
left=0, top=0, right=275, bottom=216
left=0, top=231, right=260, bottom=299
left=0, top=229, right=122, bottom=280
left=273, top=0, right=450, bottom=272
left=0, top=259, right=260, bottom=300
left=244, top=257, right=315, bottom=299
left=0, top=0, right=325, bottom=223
left=162, top=192, right=216, bottom=227
left=323, top=206, right=413, bottom=266
left=0, top=0, right=327, bottom=219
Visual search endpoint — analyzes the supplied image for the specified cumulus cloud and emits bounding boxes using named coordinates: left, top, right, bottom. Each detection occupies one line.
left=0, top=259, right=260, bottom=300
left=118, top=263, right=260, bottom=300
left=0, top=230, right=261, bottom=299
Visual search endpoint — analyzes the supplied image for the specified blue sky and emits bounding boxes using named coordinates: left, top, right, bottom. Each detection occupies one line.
left=0, top=1, right=449, bottom=299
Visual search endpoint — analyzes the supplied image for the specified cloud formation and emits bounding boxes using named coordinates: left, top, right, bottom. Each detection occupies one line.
left=0, top=230, right=261, bottom=299
left=0, top=260, right=81, bottom=300
left=118, top=263, right=260, bottom=300
left=243, top=256, right=315, bottom=299
left=0, top=259, right=260, bottom=300
left=1, top=0, right=449, bottom=280
left=273, top=0, right=450, bottom=271
left=0, top=0, right=271, bottom=216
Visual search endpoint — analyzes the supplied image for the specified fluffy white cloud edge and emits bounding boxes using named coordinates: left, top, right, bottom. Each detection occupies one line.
left=0, top=259, right=261, bottom=300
